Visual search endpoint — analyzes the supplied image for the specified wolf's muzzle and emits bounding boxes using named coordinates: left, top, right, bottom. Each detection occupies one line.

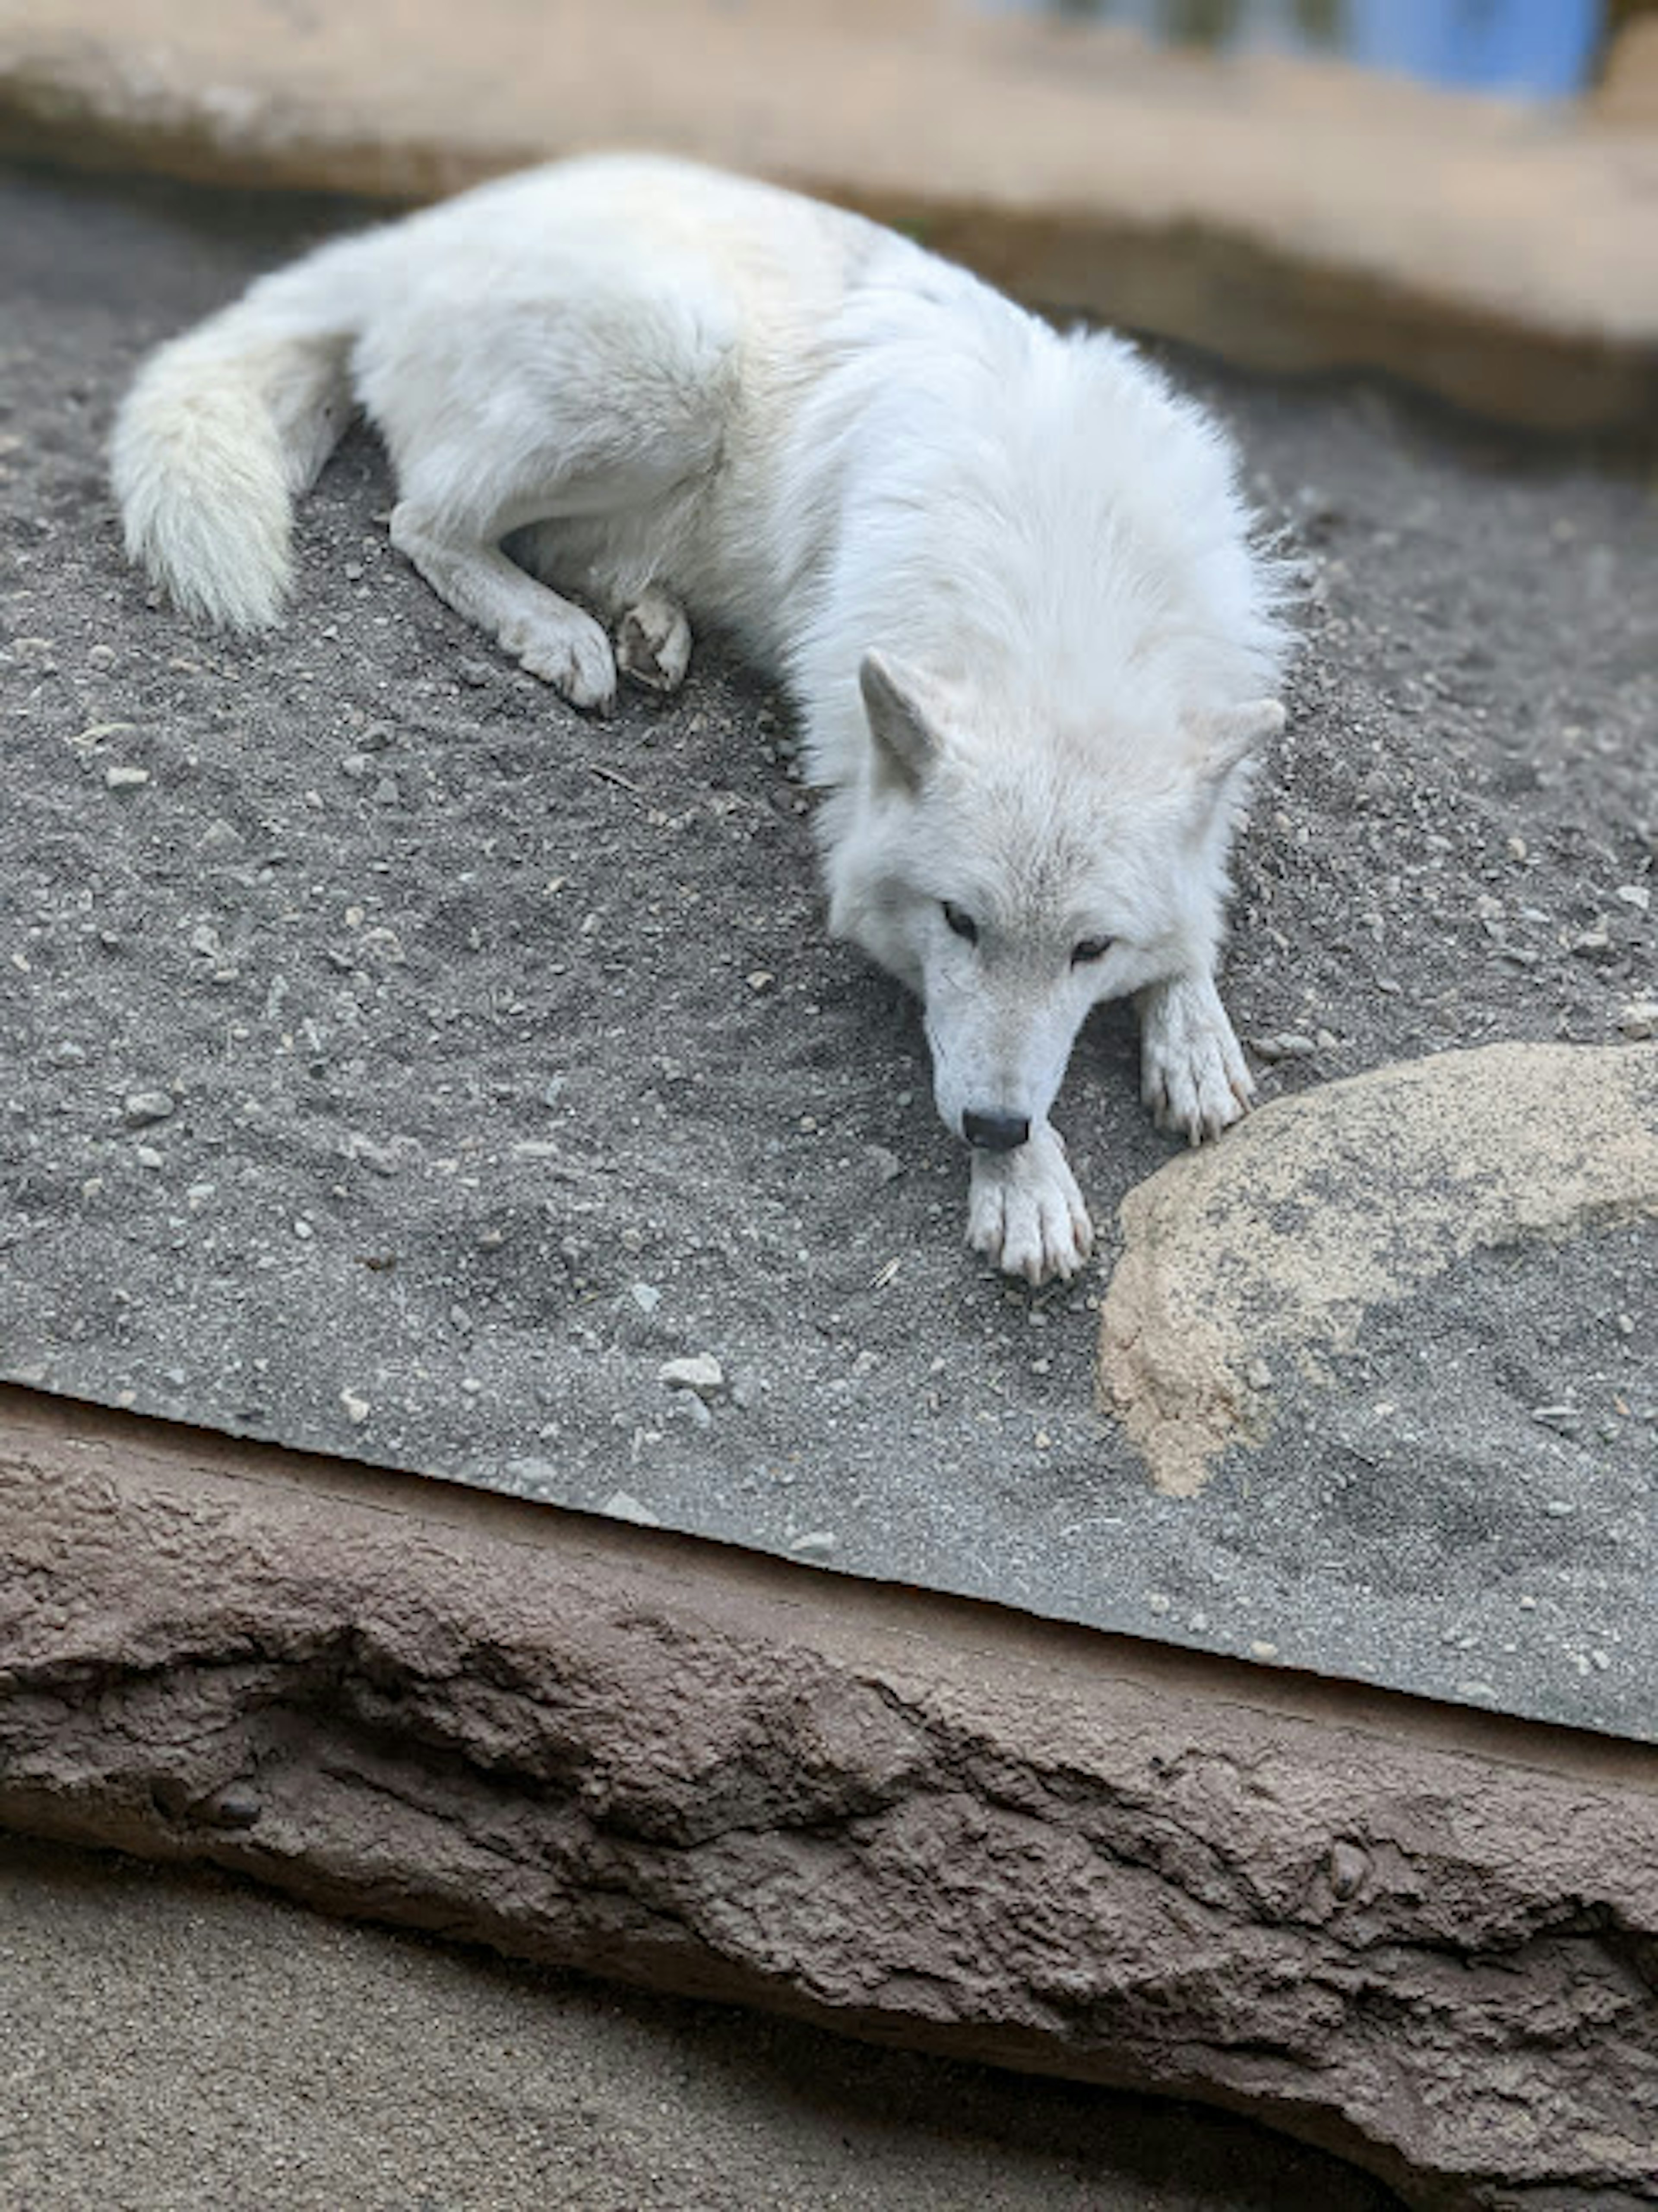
left=962, top=1110, right=1030, bottom=1153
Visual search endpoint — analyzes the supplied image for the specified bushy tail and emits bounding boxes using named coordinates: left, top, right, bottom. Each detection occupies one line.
left=111, top=233, right=380, bottom=631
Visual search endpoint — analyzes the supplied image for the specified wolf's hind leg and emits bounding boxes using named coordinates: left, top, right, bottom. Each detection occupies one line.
left=1139, top=969, right=1254, bottom=1143
left=372, top=273, right=736, bottom=710
left=512, top=538, right=693, bottom=697
left=390, top=504, right=618, bottom=709
left=615, top=586, right=693, bottom=694
left=966, top=1123, right=1093, bottom=1285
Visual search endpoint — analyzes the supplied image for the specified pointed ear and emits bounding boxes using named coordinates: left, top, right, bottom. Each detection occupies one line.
left=860, top=649, right=943, bottom=794
left=1193, top=699, right=1285, bottom=785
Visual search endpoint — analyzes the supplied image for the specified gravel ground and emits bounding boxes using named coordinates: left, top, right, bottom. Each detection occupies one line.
left=1, top=166, right=1653, bottom=1735
left=0, top=1835, right=1400, bottom=2212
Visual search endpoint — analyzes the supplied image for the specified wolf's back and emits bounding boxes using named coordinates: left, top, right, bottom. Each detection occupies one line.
left=111, top=230, right=382, bottom=631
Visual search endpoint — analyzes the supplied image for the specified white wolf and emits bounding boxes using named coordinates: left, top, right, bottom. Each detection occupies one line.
left=112, top=155, right=1288, bottom=1284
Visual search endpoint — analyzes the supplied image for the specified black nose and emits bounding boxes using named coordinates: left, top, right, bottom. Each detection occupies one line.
left=963, top=1110, right=1030, bottom=1153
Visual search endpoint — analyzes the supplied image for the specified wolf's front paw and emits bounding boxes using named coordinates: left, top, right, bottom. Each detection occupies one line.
left=966, top=1123, right=1094, bottom=1285
left=1140, top=971, right=1254, bottom=1144
left=616, top=589, right=692, bottom=694
left=520, top=615, right=617, bottom=711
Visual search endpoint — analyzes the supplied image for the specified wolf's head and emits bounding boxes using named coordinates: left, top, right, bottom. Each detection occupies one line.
left=824, top=650, right=1282, bottom=1151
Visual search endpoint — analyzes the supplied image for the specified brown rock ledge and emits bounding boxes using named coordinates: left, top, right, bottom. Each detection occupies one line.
left=1, top=0, right=1655, bottom=433
left=2, top=1382, right=1656, bottom=2210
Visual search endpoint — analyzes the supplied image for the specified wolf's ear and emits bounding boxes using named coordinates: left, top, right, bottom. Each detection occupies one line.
left=860, top=649, right=943, bottom=794
left=1192, top=699, right=1285, bottom=785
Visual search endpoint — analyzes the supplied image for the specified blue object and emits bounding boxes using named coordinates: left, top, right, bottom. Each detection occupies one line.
left=1013, top=0, right=1606, bottom=98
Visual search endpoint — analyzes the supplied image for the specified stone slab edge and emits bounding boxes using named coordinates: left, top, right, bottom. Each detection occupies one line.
left=1, top=0, right=1655, bottom=434
left=3, top=1383, right=1656, bottom=2210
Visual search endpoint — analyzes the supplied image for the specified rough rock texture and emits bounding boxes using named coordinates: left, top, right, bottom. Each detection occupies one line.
left=0, top=1836, right=1403, bottom=2212
left=2, top=0, right=1656, bottom=432
left=1098, top=1044, right=1658, bottom=1496
left=3, top=1384, right=1658, bottom=2212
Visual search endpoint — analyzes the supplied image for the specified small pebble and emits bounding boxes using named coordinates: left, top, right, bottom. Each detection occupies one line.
left=339, top=1389, right=370, bottom=1425
left=104, top=765, right=150, bottom=790
left=203, top=1784, right=263, bottom=1831
left=601, top=1491, right=662, bottom=1528
left=1617, top=999, right=1657, bottom=1041
left=658, top=1354, right=725, bottom=1399
left=1249, top=1032, right=1317, bottom=1063
left=1249, top=1640, right=1280, bottom=1661
left=346, top=1134, right=400, bottom=1176
left=628, top=1282, right=662, bottom=1315
left=1328, top=1841, right=1369, bottom=1900
left=123, top=1089, right=174, bottom=1128
left=788, top=1529, right=838, bottom=1561
left=1530, top=1405, right=1580, bottom=1433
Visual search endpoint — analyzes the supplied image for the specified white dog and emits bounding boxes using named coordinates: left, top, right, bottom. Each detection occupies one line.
left=112, top=155, right=1288, bottom=1284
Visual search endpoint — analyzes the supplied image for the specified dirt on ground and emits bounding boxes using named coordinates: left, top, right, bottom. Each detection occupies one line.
left=1, top=165, right=1654, bottom=1734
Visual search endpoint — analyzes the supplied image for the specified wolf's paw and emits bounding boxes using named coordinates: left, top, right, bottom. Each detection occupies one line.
left=519, top=616, right=617, bottom=711
left=966, top=1124, right=1094, bottom=1285
left=1140, top=970, right=1253, bottom=1144
left=616, top=589, right=692, bottom=694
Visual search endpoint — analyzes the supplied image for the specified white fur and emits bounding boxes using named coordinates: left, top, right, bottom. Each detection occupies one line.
left=111, top=154, right=1290, bottom=1284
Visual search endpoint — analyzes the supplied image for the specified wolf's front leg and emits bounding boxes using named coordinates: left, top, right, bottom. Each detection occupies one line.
left=1139, top=968, right=1254, bottom=1143
left=966, top=1123, right=1094, bottom=1285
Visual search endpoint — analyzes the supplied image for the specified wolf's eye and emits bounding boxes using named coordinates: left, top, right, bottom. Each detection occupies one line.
left=942, top=902, right=979, bottom=945
left=1071, top=935, right=1112, bottom=965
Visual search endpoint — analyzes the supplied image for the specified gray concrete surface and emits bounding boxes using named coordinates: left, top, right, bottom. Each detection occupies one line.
left=0, top=1835, right=1399, bottom=2210
left=1, top=167, right=1653, bottom=1738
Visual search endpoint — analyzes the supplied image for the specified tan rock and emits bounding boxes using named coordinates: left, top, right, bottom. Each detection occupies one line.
left=1, top=0, right=1656, bottom=431
left=1098, top=1043, right=1658, bottom=1498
